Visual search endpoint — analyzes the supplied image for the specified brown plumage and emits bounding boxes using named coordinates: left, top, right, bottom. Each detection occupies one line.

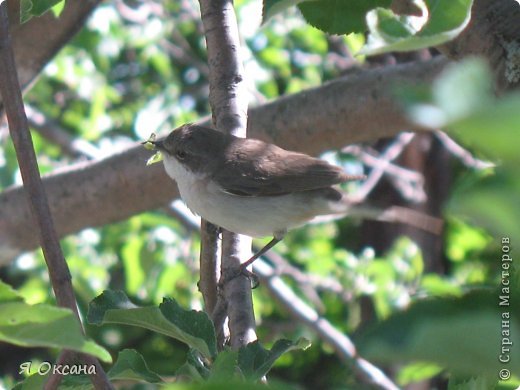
left=162, top=124, right=363, bottom=197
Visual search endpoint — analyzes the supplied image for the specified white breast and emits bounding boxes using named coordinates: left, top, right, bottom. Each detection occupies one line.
left=162, top=155, right=339, bottom=238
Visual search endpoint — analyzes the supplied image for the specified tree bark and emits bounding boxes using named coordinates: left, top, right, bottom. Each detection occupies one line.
left=198, top=0, right=256, bottom=349
left=0, top=4, right=112, bottom=388
left=0, top=0, right=102, bottom=111
left=0, top=57, right=449, bottom=265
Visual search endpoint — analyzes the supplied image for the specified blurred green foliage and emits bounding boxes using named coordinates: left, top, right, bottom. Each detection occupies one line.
left=0, top=0, right=518, bottom=389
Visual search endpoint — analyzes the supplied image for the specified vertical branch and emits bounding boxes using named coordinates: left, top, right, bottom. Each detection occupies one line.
left=0, top=3, right=112, bottom=389
left=199, top=219, right=220, bottom=314
left=197, top=0, right=256, bottom=348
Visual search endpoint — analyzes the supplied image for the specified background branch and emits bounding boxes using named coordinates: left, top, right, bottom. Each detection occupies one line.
left=253, top=261, right=399, bottom=390
left=0, top=4, right=112, bottom=389
left=0, top=58, right=446, bottom=265
left=0, top=0, right=102, bottom=110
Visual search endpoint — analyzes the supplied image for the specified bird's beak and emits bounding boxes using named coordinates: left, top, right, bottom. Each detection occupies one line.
left=150, top=140, right=164, bottom=150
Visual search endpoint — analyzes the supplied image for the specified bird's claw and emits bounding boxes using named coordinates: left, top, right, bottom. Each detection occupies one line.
left=218, top=265, right=259, bottom=289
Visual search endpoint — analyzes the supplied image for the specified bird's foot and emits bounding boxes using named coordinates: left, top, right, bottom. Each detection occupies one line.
left=218, top=264, right=259, bottom=289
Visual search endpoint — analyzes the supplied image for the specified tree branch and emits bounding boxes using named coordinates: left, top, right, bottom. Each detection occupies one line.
left=0, top=58, right=447, bottom=265
left=0, top=3, right=112, bottom=389
left=438, top=0, right=520, bottom=92
left=26, top=104, right=99, bottom=159
left=253, top=260, right=399, bottom=390
left=0, top=0, right=102, bottom=110
left=198, top=0, right=256, bottom=349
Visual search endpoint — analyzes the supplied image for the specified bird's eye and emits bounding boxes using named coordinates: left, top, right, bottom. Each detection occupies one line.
left=176, top=150, right=187, bottom=160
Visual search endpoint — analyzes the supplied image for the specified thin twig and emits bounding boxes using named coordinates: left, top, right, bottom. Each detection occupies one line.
left=435, top=130, right=495, bottom=170
left=343, top=143, right=426, bottom=203
left=25, top=104, right=99, bottom=159
left=254, top=260, right=399, bottom=390
left=0, top=4, right=112, bottom=389
left=199, top=219, right=220, bottom=314
left=349, top=132, right=416, bottom=203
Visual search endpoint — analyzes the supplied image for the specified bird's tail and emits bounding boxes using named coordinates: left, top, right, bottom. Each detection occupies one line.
left=320, top=196, right=443, bottom=235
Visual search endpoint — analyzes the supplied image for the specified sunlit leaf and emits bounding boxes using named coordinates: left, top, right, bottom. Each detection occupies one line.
left=397, top=362, right=443, bottom=386
left=146, top=151, right=163, bottom=166
left=238, top=338, right=311, bottom=381
left=20, top=0, right=64, bottom=23
left=0, top=280, right=23, bottom=302
left=299, top=0, right=391, bottom=35
left=360, top=0, right=473, bottom=55
left=88, top=290, right=217, bottom=359
left=0, top=302, right=111, bottom=363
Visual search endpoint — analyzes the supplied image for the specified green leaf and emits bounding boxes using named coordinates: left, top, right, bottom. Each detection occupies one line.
left=159, top=298, right=218, bottom=359
left=88, top=290, right=217, bottom=359
left=208, top=349, right=240, bottom=382
left=14, top=350, right=162, bottom=389
left=359, top=290, right=520, bottom=377
left=12, top=372, right=48, bottom=390
left=176, top=361, right=206, bottom=382
left=146, top=151, right=163, bottom=165
left=0, top=280, right=23, bottom=302
left=238, top=338, right=311, bottom=380
left=360, top=0, right=473, bottom=55
left=20, top=0, right=64, bottom=23
left=142, top=133, right=158, bottom=150
left=107, top=349, right=163, bottom=383
left=447, top=175, right=520, bottom=242
left=397, top=362, right=444, bottom=386
left=121, top=234, right=145, bottom=294
left=0, top=302, right=111, bottom=363
left=299, top=0, right=391, bottom=35
left=262, top=0, right=307, bottom=24
left=448, top=375, right=499, bottom=390
left=403, top=58, right=520, bottom=240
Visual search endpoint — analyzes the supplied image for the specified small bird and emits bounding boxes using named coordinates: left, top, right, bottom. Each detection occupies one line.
left=148, top=123, right=365, bottom=270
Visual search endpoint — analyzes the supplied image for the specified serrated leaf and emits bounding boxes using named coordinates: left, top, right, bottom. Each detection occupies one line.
left=208, top=349, right=239, bottom=382
left=447, top=375, right=497, bottom=390
left=238, top=338, right=311, bottom=380
left=359, top=289, right=520, bottom=377
left=360, top=0, right=473, bottom=55
left=88, top=290, right=217, bottom=359
left=0, top=302, right=111, bottom=363
left=160, top=298, right=218, bottom=358
left=299, top=0, right=391, bottom=35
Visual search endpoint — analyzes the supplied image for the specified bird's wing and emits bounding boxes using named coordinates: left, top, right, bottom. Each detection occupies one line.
left=211, top=138, right=352, bottom=196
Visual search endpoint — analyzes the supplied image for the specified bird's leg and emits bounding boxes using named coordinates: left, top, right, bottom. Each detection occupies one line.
left=237, top=236, right=282, bottom=288
left=219, top=233, right=285, bottom=288
left=239, top=236, right=282, bottom=272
